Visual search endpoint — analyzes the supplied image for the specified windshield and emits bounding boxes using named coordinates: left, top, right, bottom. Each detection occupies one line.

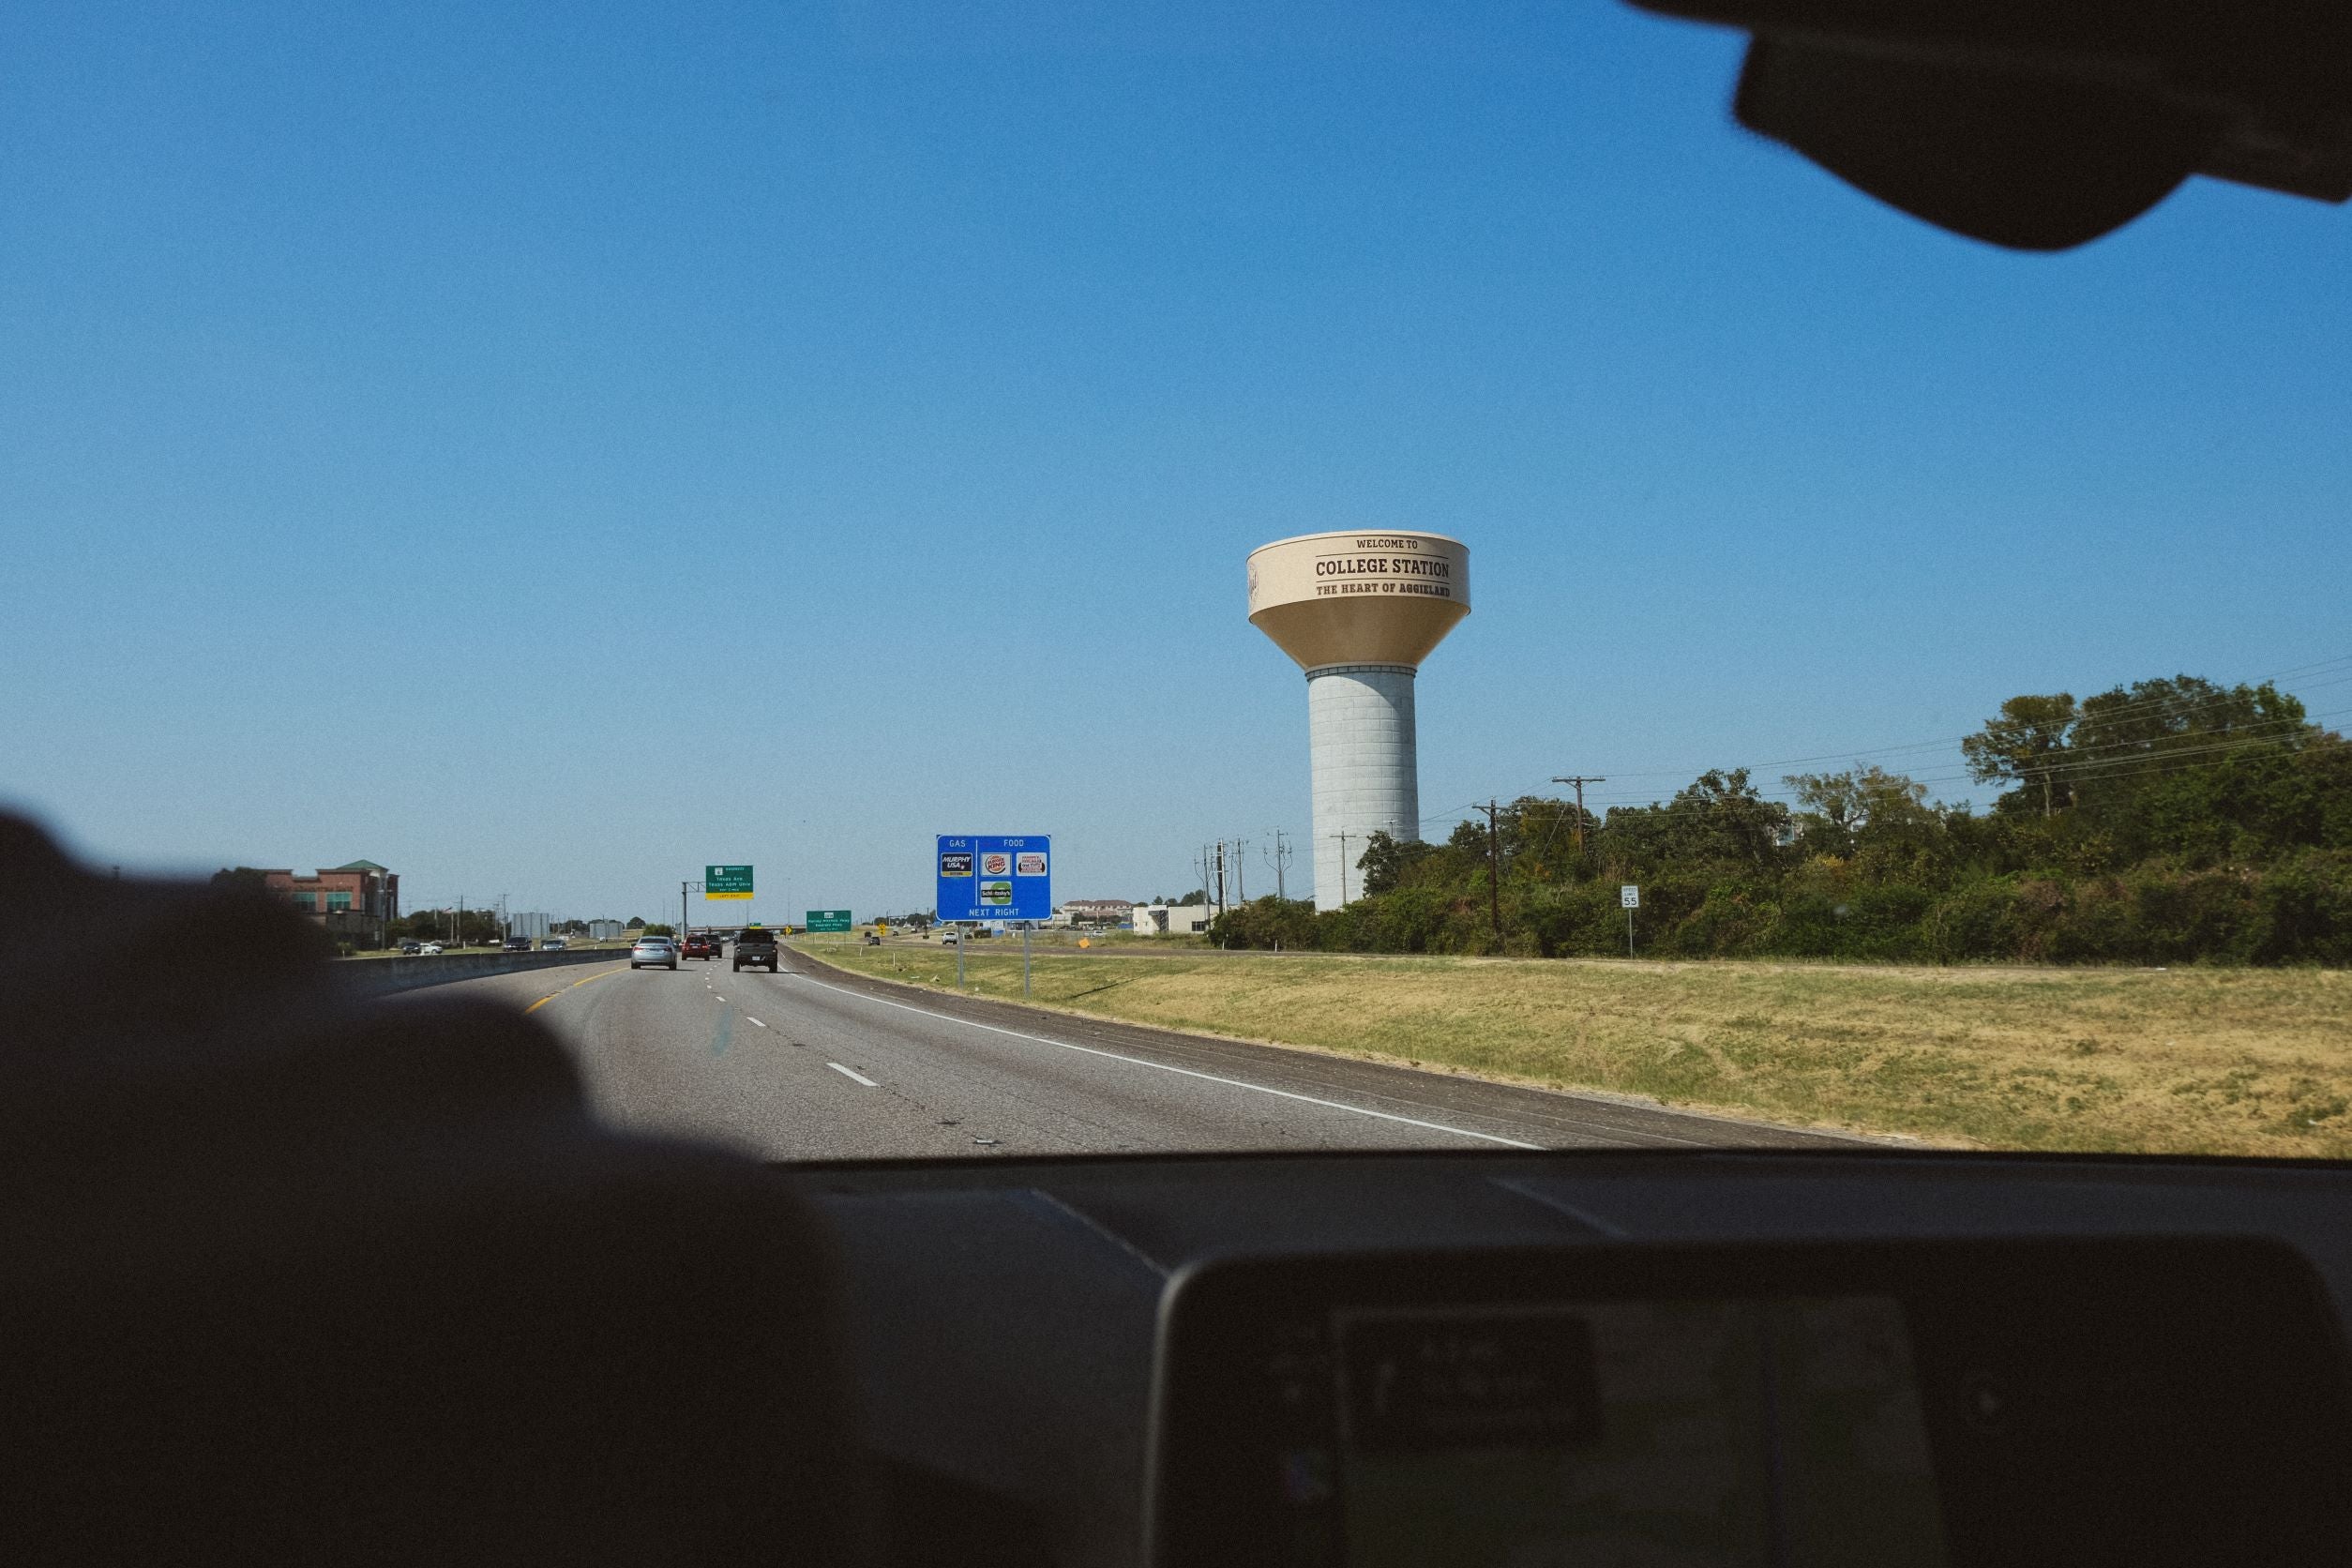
left=2, top=6, right=2342, bottom=1167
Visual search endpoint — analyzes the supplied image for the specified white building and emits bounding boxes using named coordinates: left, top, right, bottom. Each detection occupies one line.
left=1050, top=898, right=1137, bottom=928
left=587, top=920, right=626, bottom=941
left=1131, top=903, right=1212, bottom=936
left=507, top=911, right=552, bottom=941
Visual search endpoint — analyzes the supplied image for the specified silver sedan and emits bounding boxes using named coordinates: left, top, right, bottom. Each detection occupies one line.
left=628, top=937, right=678, bottom=971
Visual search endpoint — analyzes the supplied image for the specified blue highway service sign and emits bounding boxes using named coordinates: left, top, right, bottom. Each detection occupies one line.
left=938, top=836, right=1050, bottom=922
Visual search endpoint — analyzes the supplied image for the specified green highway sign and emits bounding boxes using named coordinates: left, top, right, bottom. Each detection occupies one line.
left=706, top=864, right=754, bottom=900
left=807, top=910, right=852, bottom=933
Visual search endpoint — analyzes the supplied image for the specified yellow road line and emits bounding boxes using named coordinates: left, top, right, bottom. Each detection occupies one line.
left=525, top=963, right=629, bottom=1014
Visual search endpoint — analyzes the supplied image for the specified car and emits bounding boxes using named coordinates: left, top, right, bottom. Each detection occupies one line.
left=504, top=936, right=532, bottom=953
left=682, top=934, right=717, bottom=961
left=628, top=937, right=676, bottom=971
left=399, top=940, right=423, bottom=956
left=937, top=929, right=958, bottom=945
left=539, top=938, right=565, bottom=950
left=416, top=942, right=443, bottom=956
left=731, top=927, right=780, bottom=972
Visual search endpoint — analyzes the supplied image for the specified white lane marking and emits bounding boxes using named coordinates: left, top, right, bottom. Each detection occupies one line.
left=791, top=974, right=1540, bottom=1150
left=827, top=1062, right=879, bottom=1087
left=746, top=1017, right=767, bottom=1028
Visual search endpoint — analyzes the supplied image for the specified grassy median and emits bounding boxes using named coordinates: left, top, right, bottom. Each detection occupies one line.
left=790, top=939, right=2352, bottom=1157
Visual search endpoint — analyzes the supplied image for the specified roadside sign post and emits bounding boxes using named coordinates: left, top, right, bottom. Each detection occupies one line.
left=937, top=836, right=1051, bottom=993
left=1621, top=884, right=1640, bottom=957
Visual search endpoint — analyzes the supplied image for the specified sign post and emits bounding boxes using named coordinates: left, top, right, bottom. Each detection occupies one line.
left=1621, top=884, right=1640, bottom=957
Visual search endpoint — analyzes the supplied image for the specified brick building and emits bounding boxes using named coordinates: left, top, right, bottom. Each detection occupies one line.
left=264, top=861, right=400, bottom=937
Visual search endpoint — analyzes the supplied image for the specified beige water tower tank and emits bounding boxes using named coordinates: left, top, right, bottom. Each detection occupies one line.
left=1247, top=532, right=1471, bottom=911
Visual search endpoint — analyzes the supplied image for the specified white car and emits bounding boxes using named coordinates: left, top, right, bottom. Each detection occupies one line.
left=938, top=929, right=959, bottom=945
left=629, top=937, right=678, bottom=971
left=417, top=942, right=444, bottom=956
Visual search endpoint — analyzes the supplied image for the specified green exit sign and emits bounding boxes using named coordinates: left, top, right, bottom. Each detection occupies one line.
left=706, top=865, right=754, bottom=899
left=807, top=909, right=852, bottom=932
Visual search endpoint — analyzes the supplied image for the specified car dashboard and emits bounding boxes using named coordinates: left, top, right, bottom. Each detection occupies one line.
left=783, top=1150, right=2352, bottom=1568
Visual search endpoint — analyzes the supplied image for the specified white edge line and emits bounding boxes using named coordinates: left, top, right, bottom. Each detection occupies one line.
left=793, top=973, right=1538, bottom=1150
left=827, top=1062, right=880, bottom=1088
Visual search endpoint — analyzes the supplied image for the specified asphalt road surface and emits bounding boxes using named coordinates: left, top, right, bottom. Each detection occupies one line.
left=397, top=949, right=1854, bottom=1159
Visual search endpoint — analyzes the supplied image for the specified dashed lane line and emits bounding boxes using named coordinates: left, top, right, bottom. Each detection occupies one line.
left=827, top=1063, right=880, bottom=1088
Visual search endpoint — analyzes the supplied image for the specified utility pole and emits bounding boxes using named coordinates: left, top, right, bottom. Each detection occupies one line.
left=1479, top=800, right=1504, bottom=942
left=1331, top=830, right=1351, bottom=906
left=1214, top=840, right=1228, bottom=915
left=1264, top=830, right=1292, bottom=902
left=1232, top=838, right=1247, bottom=904
left=1552, top=776, right=1606, bottom=858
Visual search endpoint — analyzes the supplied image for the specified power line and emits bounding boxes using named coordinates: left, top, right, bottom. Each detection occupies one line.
left=1571, top=658, right=2352, bottom=783
left=1409, top=700, right=2351, bottom=839
left=1568, top=705, right=2352, bottom=811
left=1376, top=658, right=2352, bottom=849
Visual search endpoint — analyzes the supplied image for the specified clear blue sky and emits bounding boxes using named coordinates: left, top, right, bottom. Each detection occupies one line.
left=4, top=1, right=2346, bottom=923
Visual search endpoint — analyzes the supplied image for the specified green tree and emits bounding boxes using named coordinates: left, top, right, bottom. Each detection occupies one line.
left=1963, top=693, right=2078, bottom=818
left=1359, top=830, right=1438, bottom=896
left=1786, top=767, right=1936, bottom=864
left=1665, top=768, right=1790, bottom=871
left=210, top=867, right=273, bottom=892
left=626, top=916, right=645, bottom=929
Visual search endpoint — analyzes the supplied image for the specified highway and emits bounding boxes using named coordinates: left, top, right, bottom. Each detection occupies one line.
left=397, top=949, right=1853, bottom=1158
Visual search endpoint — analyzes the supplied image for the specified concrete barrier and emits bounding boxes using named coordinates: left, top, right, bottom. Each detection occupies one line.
left=333, top=946, right=629, bottom=1001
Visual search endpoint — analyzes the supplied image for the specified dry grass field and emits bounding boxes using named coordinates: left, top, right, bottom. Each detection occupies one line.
left=794, top=940, right=2352, bottom=1156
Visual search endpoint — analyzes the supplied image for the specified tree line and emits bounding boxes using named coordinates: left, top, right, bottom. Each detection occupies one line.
left=1208, top=673, right=2351, bottom=965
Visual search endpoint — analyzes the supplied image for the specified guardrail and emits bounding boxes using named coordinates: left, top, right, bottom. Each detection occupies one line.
left=333, top=946, right=626, bottom=1001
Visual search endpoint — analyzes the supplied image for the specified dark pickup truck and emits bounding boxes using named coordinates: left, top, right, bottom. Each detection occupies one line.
left=731, top=927, right=779, bottom=972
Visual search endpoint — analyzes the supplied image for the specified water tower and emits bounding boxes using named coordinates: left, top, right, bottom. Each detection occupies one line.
left=1247, top=532, right=1471, bottom=911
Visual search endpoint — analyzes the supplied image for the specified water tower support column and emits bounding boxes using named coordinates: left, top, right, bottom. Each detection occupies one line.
left=1307, top=664, right=1419, bottom=912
